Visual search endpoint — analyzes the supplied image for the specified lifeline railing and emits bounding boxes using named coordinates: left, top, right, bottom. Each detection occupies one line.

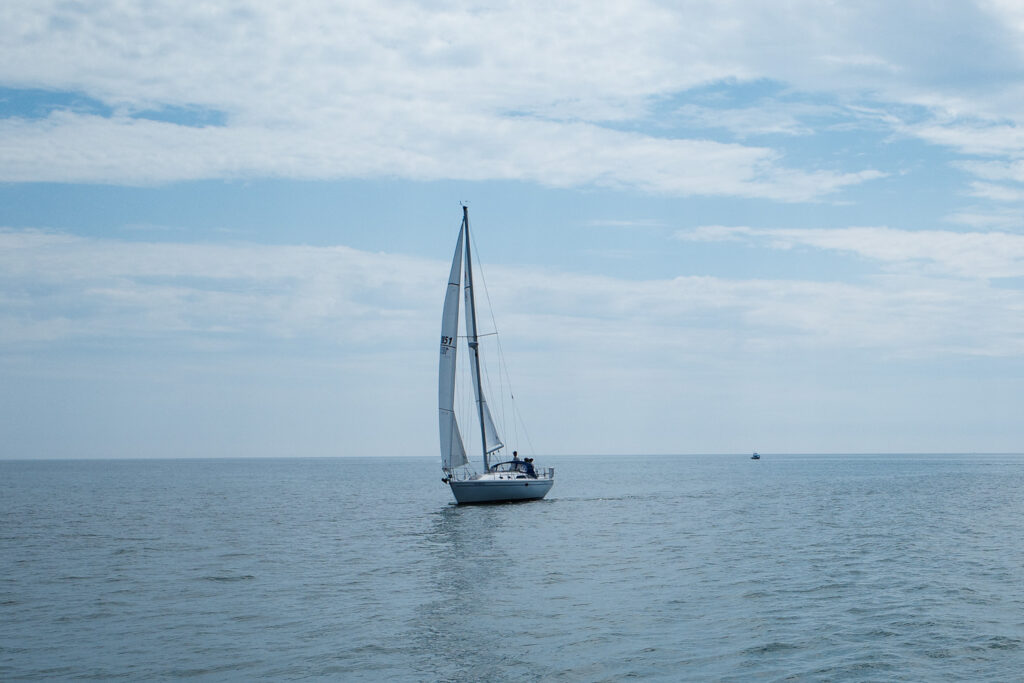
left=444, top=466, right=554, bottom=481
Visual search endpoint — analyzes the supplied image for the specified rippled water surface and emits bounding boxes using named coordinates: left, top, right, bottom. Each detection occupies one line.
left=3, top=454, right=1024, bottom=680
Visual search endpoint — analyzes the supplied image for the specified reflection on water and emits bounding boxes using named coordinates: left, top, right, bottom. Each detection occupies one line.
left=413, top=504, right=529, bottom=680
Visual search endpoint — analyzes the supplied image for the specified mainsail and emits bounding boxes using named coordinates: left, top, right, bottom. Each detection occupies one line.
left=462, top=213, right=504, bottom=469
left=438, top=224, right=468, bottom=470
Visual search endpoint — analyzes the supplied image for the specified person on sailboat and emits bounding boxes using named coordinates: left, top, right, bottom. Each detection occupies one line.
left=524, top=458, right=536, bottom=478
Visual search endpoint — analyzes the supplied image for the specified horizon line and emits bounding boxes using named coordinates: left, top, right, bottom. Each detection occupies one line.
left=2, top=452, right=1022, bottom=463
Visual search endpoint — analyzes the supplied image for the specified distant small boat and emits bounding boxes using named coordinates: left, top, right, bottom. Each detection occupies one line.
left=751, top=452, right=761, bottom=460
left=438, top=206, right=554, bottom=504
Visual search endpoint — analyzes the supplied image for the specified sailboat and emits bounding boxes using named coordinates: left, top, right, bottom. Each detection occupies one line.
left=438, top=206, right=554, bottom=504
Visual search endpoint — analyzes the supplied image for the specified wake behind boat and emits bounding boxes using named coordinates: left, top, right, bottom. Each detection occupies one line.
left=438, top=206, right=554, bottom=504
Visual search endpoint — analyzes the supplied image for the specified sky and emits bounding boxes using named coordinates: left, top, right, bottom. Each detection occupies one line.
left=3, top=0, right=1024, bottom=459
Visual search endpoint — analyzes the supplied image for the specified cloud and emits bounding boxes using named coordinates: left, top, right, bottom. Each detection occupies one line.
left=959, top=160, right=1024, bottom=183
left=0, top=228, right=439, bottom=349
left=5, top=225, right=1024, bottom=458
left=946, top=208, right=1024, bottom=229
left=678, top=224, right=1024, bottom=280
left=906, top=120, right=1024, bottom=157
left=0, top=1, right=933, bottom=198
left=671, top=101, right=834, bottom=138
left=4, top=227, right=1024, bottom=363
left=967, top=182, right=1024, bottom=202
left=4, top=1, right=1022, bottom=201
left=0, top=107, right=883, bottom=200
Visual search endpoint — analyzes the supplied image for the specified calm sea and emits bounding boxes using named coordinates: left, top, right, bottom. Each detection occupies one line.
left=2, top=454, right=1024, bottom=681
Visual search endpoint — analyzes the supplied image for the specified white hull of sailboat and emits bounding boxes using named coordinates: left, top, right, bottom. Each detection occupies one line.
left=449, top=476, right=553, bottom=504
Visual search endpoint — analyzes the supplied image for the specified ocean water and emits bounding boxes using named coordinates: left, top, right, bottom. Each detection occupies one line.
left=2, top=454, right=1024, bottom=681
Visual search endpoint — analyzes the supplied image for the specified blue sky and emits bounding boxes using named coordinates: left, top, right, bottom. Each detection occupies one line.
left=3, top=1, right=1024, bottom=458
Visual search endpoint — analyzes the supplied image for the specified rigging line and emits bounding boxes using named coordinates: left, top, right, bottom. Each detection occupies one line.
left=466, top=226, right=510, bottom=441
left=487, top=302, right=536, bottom=455
left=476, top=327, right=508, bottom=453
left=467, top=224, right=533, bottom=455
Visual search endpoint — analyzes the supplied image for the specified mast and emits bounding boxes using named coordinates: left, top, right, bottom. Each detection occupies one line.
left=462, top=205, right=491, bottom=472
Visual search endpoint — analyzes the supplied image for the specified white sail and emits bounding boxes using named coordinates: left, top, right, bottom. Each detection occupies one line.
left=463, top=237, right=504, bottom=460
left=438, top=225, right=468, bottom=470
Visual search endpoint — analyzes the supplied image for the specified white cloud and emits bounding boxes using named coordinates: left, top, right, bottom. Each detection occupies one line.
left=2, top=1, right=1022, bottom=200
left=4, top=227, right=1024, bottom=363
left=0, top=1, right=937, bottom=197
left=9, top=2, right=1024, bottom=455
left=946, top=208, right=1024, bottom=229
left=967, top=182, right=1024, bottom=202
left=5, top=226, right=1024, bottom=457
left=906, top=120, right=1024, bottom=158
left=959, top=160, right=1024, bottom=183
left=672, top=101, right=836, bottom=138
left=678, top=224, right=1024, bottom=280
left=0, top=107, right=883, bottom=200
left=0, top=228, right=440, bottom=348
